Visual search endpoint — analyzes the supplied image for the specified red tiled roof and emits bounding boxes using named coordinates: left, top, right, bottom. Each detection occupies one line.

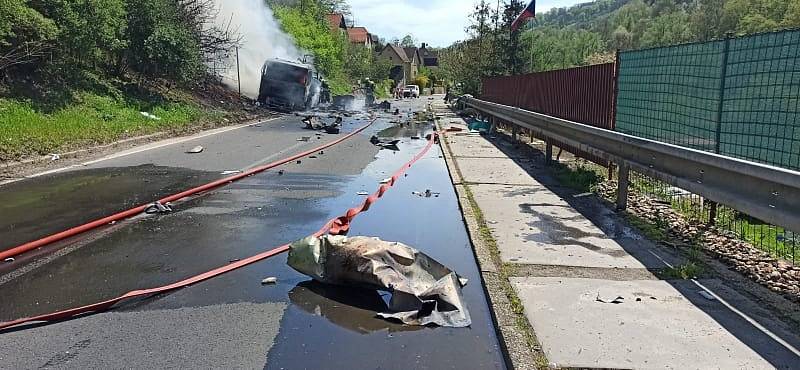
left=326, top=13, right=346, bottom=33
left=347, top=27, right=370, bottom=43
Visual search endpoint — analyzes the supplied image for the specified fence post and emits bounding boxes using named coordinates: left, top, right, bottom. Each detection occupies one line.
left=545, top=141, right=553, bottom=164
left=616, top=163, right=630, bottom=210
left=709, top=34, right=732, bottom=225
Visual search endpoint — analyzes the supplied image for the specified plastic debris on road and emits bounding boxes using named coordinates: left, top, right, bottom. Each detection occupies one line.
left=186, top=146, right=204, bottom=154
left=140, top=111, right=161, bottom=120
left=287, top=235, right=471, bottom=328
left=261, top=277, right=278, bottom=285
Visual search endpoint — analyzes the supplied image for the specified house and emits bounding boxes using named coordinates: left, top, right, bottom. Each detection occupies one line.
left=347, top=27, right=373, bottom=49
left=378, top=44, right=420, bottom=87
left=326, top=13, right=347, bottom=34
left=419, top=43, right=439, bottom=68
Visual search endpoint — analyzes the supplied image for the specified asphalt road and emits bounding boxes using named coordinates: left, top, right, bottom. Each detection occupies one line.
left=0, top=97, right=507, bottom=369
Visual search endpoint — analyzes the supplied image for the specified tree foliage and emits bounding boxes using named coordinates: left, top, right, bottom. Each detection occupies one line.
left=0, top=0, right=238, bottom=86
left=441, top=0, right=800, bottom=93
left=270, top=0, right=391, bottom=95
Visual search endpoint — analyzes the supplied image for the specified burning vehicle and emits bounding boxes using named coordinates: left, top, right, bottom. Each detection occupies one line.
left=258, top=59, right=325, bottom=111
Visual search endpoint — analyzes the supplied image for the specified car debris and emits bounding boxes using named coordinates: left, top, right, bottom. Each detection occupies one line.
left=298, top=137, right=311, bottom=142
left=357, top=191, right=370, bottom=196
left=287, top=235, right=471, bottom=327
left=186, top=146, right=204, bottom=154
left=49, top=153, right=61, bottom=161
left=261, top=277, right=278, bottom=285
left=221, top=170, right=242, bottom=175
left=144, top=201, right=173, bottom=215
left=4, top=257, right=14, bottom=263
left=412, top=189, right=440, bottom=198
left=370, top=136, right=400, bottom=150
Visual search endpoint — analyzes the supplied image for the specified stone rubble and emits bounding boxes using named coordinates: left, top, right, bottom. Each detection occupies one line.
left=596, top=181, right=800, bottom=303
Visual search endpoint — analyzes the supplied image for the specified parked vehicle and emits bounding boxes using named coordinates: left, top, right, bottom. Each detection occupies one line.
left=258, top=59, right=323, bottom=111
left=403, top=85, right=420, bottom=98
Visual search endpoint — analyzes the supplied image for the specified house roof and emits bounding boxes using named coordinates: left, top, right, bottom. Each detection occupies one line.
left=384, top=44, right=410, bottom=63
left=404, top=47, right=420, bottom=63
left=326, top=13, right=346, bottom=33
left=347, top=27, right=371, bottom=43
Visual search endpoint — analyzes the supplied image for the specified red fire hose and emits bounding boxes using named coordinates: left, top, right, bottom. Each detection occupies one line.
left=0, top=133, right=438, bottom=330
left=0, top=118, right=377, bottom=262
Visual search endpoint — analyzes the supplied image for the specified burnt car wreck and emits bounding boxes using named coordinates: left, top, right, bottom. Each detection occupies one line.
left=257, top=59, right=327, bottom=112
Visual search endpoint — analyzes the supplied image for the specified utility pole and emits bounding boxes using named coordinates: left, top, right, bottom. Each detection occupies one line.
left=236, top=46, right=242, bottom=96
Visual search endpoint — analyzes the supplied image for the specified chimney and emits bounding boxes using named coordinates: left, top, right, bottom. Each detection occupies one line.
left=422, top=43, right=427, bottom=49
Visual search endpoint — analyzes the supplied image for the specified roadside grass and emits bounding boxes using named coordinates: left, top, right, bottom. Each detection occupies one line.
left=551, top=160, right=605, bottom=193
left=0, top=92, right=209, bottom=162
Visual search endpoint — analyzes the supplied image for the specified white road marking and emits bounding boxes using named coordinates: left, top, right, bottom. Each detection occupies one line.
left=648, top=250, right=800, bottom=357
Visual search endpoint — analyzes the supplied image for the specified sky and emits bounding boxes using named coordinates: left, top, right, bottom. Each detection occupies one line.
left=346, top=0, right=588, bottom=48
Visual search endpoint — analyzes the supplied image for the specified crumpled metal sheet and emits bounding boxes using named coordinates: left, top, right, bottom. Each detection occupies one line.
left=287, top=235, right=471, bottom=328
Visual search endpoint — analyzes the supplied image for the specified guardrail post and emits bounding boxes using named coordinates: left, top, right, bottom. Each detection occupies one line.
left=545, top=141, right=553, bottom=165
left=616, top=163, right=630, bottom=210
left=512, top=125, right=519, bottom=142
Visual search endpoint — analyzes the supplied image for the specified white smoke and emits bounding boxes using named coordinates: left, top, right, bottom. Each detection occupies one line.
left=213, top=0, right=303, bottom=98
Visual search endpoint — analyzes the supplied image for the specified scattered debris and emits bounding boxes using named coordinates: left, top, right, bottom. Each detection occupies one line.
left=288, top=235, right=471, bottom=327
left=186, top=146, right=204, bottom=154
left=573, top=192, right=593, bottom=198
left=298, top=137, right=311, bottom=142
left=49, top=154, right=60, bottom=161
left=412, top=189, right=440, bottom=198
left=596, top=294, right=625, bottom=304
left=261, top=277, right=278, bottom=285
left=278, top=170, right=285, bottom=175
left=140, top=111, right=161, bottom=120
left=380, top=178, right=392, bottom=184
left=445, top=127, right=463, bottom=132
left=4, top=257, right=14, bottom=263
left=144, top=201, right=173, bottom=215
left=357, top=191, right=370, bottom=196
left=221, top=170, right=241, bottom=175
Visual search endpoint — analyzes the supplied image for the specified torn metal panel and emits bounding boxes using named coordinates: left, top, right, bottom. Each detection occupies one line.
left=288, top=235, right=471, bottom=328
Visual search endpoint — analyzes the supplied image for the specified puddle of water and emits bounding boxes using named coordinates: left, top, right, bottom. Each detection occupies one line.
left=0, top=165, right=219, bottom=251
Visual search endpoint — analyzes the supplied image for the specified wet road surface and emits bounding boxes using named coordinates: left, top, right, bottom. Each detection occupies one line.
left=0, top=98, right=506, bottom=369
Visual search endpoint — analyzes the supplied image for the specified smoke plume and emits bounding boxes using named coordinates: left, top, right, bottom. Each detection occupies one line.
left=213, top=0, right=302, bottom=98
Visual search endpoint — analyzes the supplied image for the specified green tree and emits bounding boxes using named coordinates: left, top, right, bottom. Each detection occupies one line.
left=400, top=34, right=417, bottom=48
left=640, top=11, right=693, bottom=48
left=0, top=0, right=57, bottom=71
left=30, top=0, right=128, bottom=73
left=125, top=0, right=201, bottom=82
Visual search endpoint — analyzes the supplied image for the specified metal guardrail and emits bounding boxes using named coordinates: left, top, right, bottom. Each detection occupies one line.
left=464, top=97, right=800, bottom=234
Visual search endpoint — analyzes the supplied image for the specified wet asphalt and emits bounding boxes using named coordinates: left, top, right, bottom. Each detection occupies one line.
left=0, top=98, right=506, bottom=369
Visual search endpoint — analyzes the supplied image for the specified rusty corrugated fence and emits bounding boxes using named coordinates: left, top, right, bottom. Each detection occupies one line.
left=481, top=63, right=617, bottom=164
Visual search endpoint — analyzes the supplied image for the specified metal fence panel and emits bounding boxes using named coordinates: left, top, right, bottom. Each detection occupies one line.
left=616, top=29, right=800, bottom=171
left=481, top=63, right=616, bottom=164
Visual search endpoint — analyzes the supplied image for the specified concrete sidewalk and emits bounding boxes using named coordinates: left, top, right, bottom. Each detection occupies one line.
left=434, top=101, right=800, bottom=369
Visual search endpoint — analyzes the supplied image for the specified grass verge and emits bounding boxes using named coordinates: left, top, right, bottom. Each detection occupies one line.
left=0, top=92, right=218, bottom=162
